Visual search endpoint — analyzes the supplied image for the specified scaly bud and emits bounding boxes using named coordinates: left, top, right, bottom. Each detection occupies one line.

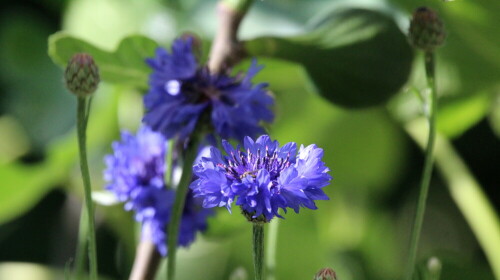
left=427, top=256, right=442, bottom=279
left=313, top=268, right=337, bottom=280
left=409, top=7, right=446, bottom=51
left=65, top=53, right=100, bottom=97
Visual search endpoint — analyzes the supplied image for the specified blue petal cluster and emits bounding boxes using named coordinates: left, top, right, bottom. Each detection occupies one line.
left=190, top=135, right=332, bottom=222
left=143, top=37, right=274, bottom=142
left=104, top=126, right=212, bottom=255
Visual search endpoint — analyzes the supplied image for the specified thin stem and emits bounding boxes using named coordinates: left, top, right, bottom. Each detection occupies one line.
left=74, top=207, right=88, bottom=280
left=64, top=259, right=72, bottom=280
left=166, top=139, right=200, bottom=280
left=265, top=219, right=278, bottom=280
left=84, top=96, right=93, bottom=129
left=406, top=86, right=425, bottom=106
left=129, top=241, right=161, bottom=280
left=76, top=97, right=98, bottom=280
left=405, top=51, right=437, bottom=280
left=406, top=120, right=500, bottom=280
left=208, top=1, right=250, bottom=73
left=128, top=141, right=175, bottom=280
left=165, top=140, right=175, bottom=186
left=252, top=223, right=265, bottom=280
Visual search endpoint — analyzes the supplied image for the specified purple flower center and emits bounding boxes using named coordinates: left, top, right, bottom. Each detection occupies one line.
left=219, top=146, right=293, bottom=184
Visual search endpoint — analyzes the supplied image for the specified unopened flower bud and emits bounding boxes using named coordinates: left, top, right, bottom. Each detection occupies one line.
left=314, top=268, right=337, bottom=280
left=229, top=267, right=248, bottom=280
left=65, top=53, right=100, bottom=97
left=409, top=7, right=446, bottom=51
left=427, top=256, right=442, bottom=278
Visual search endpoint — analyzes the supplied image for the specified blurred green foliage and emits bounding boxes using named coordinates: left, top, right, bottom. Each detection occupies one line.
left=246, top=8, right=413, bottom=108
left=49, top=34, right=158, bottom=90
left=0, top=0, right=498, bottom=279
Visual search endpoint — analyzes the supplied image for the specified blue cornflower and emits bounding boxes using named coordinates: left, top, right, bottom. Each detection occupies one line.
left=143, top=37, right=274, bottom=142
left=104, top=126, right=212, bottom=255
left=190, top=135, right=332, bottom=222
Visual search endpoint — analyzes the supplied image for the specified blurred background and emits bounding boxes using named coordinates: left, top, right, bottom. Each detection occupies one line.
left=0, top=0, right=499, bottom=279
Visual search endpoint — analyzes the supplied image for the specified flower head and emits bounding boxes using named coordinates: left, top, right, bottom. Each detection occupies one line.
left=313, top=268, right=337, bottom=280
left=190, top=135, right=332, bottom=222
left=143, top=37, right=274, bottom=142
left=65, top=53, right=100, bottom=97
left=104, top=126, right=212, bottom=255
left=409, top=7, right=446, bottom=51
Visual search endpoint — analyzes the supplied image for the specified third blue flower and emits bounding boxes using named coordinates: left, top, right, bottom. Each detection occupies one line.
left=190, top=135, right=332, bottom=222
left=104, top=126, right=212, bottom=255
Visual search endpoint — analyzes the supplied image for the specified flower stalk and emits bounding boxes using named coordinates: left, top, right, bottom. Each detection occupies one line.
left=208, top=1, right=251, bottom=73
left=405, top=51, right=437, bottom=280
left=405, top=119, right=500, bottom=280
left=166, top=137, right=201, bottom=280
left=74, top=205, right=88, bottom=279
left=129, top=241, right=161, bottom=280
left=76, top=96, right=98, bottom=280
left=252, top=222, right=265, bottom=280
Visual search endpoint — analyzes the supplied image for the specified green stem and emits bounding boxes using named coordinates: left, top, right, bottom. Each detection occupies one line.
left=265, top=219, right=278, bottom=280
left=253, top=223, right=265, bottom=280
left=64, top=259, right=72, bottom=280
left=165, top=140, right=175, bottom=187
left=76, top=97, right=98, bottom=280
left=74, top=207, right=88, bottom=280
left=406, top=121, right=500, bottom=280
left=405, top=51, right=437, bottom=280
left=166, top=138, right=200, bottom=280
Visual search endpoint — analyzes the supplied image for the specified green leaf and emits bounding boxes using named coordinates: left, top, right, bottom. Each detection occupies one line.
left=0, top=13, right=75, bottom=150
left=0, top=86, right=122, bottom=225
left=437, top=92, right=492, bottom=138
left=48, top=33, right=158, bottom=89
left=245, top=8, right=413, bottom=108
left=0, top=162, right=60, bottom=224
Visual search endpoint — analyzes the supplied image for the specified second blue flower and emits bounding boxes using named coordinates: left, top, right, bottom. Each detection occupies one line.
left=143, top=37, right=274, bottom=142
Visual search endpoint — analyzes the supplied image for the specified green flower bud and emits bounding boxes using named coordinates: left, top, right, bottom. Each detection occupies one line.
left=427, top=256, right=442, bottom=279
left=229, top=267, right=248, bottom=280
left=65, top=53, right=100, bottom=97
left=409, top=7, right=446, bottom=51
left=313, top=268, right=337, bottom=280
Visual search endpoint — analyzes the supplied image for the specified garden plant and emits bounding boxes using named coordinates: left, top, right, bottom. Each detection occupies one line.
left=0, top=0, right=499, bottom=280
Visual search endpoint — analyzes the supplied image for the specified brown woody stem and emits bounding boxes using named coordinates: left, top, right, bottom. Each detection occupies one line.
left=129, top=242, right=161, bottom=280
left=208, top=2, right=248, bottom=73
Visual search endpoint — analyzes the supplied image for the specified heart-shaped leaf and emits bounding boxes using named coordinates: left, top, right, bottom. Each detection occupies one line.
left=245, top=8, right=413, bottom=108
left=48, top=33, right=158, bottom=90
